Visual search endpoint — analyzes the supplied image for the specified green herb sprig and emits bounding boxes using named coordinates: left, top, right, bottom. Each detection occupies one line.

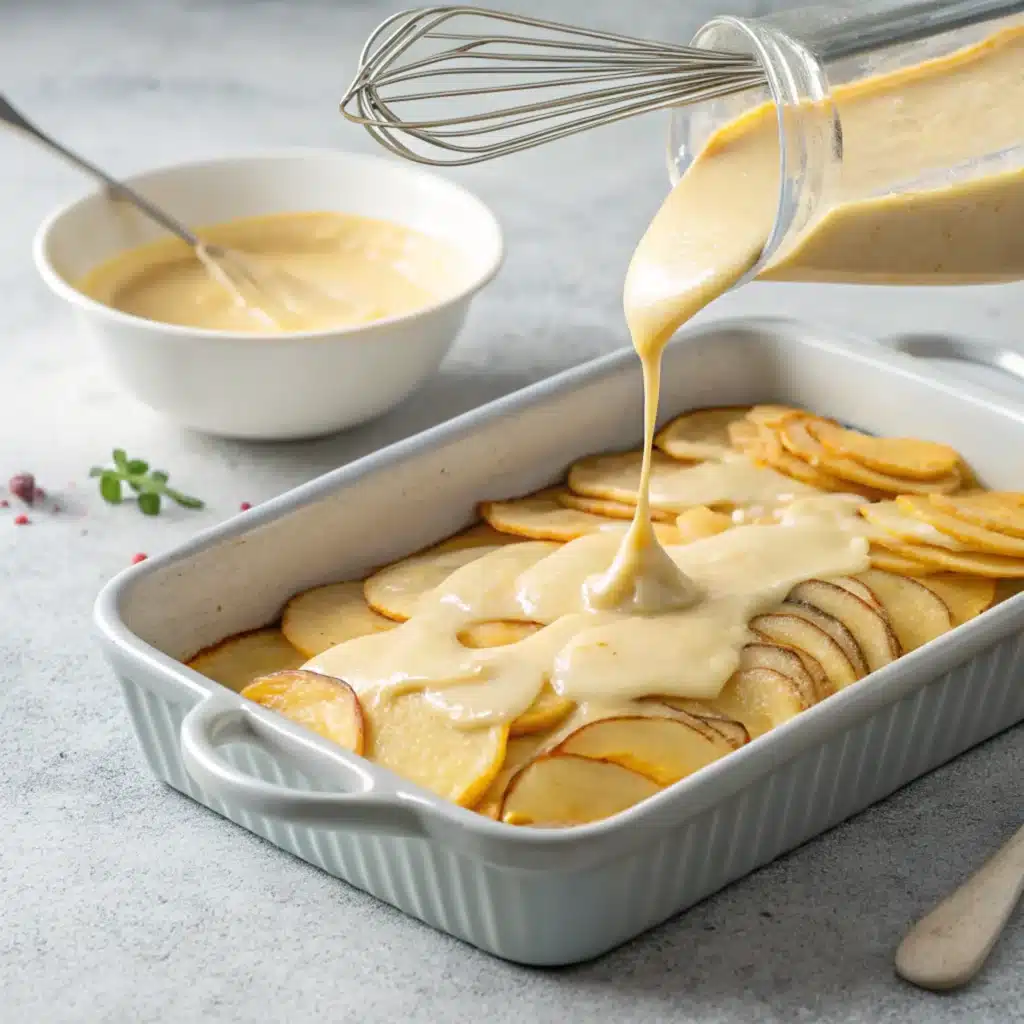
left=90, top=450, right=204, bottom=516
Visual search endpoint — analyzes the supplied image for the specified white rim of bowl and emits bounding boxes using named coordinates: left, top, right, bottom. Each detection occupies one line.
left=32, top=147, right=505, bottom=343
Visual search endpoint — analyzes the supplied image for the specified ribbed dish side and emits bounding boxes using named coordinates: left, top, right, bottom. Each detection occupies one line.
left=117, top=632, right=1024, bottom=966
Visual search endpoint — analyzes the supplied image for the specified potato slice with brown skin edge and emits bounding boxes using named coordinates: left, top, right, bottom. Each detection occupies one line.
left=813, top=420, right=960, bottom=480
left=918, top=574, right=997, bottom=626
left=648, top=699, right=750, bottom=749
left=241, top=670, right=365, bottom=754
left=829, top=576, right=882, bottom=609
left=554, top=715, right=732, bottom=786
left=283, top=581, right=397, bottom=658
left=750, top=613, right=858, bottom=690
left=474, top=731, right=554, bottom=820
left=777, top=600, right=868, bottom=678
left=737, top=642, right=820, bottom=704
left=499, top=754, right=662, bottom=827
left=787, top=580, right=901, bottom=672
left=556, top=490, right=674, bottom=523
left=706, top=667, right=810, bottom=739
left=365, top=693, right=508, bottom=808
left=897, top=494, right=1024, bottom=557
left=655, top=405, right=751, bottom=461
left=780, top=416, right=961, bottom=495
left=929, top=492, right=1024, bottom=539
left=188, top=628, right=305, bottom=692
left=854, top=570, right=952, bottom=652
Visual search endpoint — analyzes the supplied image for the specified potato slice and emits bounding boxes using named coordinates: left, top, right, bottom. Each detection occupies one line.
left=896, top=494, right=1024, bottom=557
left=752, top=424, right=851, bottom=492
left=365, top=692, right=507, bottom=807
left=865, top=538, right=1024, bottom=578
left=813, top=420, right=960, bottom=480
left=241, top=670, right=365, bottom=754
left=364, top=544, right=504, bottom=621
left=779, top=416, right=961, bottom=495
left=282, top=581, right=397, bottom=657
left=918, top=574, right=997, bottom=626
left=854, top=570, right=952, bottom=651
left=787, top=579, right=901, bottom=672
left=454, top=619, right=575, bottom=735
left=707, top=667, right=812, bottom=738
left=728, top=419, right=760, bottom=451
left=929, top=492, right=1024, bottom=539
left=457, top=620, right=540, bottom=648
left=829, top=576, right=883, bottom=609
left=750, top=613, right=859, bottom=690
left=435, top=522, right=520, bottom=552
left=746, top=404, right=806, bottom=428
left=554, top=715, right=734, bottom=786
left=860, top=501, right=967, bottom=551
left=655, top=406, right=751, bottom=461
left=737, top=641, right=823, bottom=703
left=566, top=449, right=684, bottom=505
left=188, top=628, right=305, bottom=692
left=777, top=599, right=868, bottom=678
left=480, top=488, right=680, bottom=544
left=675, top=505, right=733, bottom=543
left=556, top=490, right=674, bottom=524
left=474, top=730, right=555, bottom=819
left=869, top=546, right=938, bottom=576
left=650, top=699, right=751, bottom=749
left=499, top=753, right=661, bottom=826
left=509, top=685, right=575, bottom=736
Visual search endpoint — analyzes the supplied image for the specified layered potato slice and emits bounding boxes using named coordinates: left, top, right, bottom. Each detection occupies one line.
left=242, top=670, right=365, bottom=754
left=499, top=754, right=662, bottom=827
left=188, top=628, right=305, bottom=692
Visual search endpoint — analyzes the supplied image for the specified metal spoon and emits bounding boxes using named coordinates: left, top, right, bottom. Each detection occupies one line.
left=896, top=822, right=1024, bottom=990
left=1, top=93, right=338, bottom=326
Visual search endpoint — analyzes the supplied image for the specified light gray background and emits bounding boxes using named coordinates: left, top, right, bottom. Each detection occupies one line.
left=1, top=1, right=1021, bottom=1021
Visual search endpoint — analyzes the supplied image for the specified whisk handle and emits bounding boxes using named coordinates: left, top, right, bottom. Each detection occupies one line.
left=0, top=93, right=198, bottom=246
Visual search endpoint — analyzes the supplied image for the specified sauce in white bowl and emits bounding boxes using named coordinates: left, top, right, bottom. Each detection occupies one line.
left=34, top=150, right=503, bottom=440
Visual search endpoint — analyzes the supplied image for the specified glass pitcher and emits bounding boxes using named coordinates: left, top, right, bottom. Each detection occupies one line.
left=668, top=0, right=1024, bottom=286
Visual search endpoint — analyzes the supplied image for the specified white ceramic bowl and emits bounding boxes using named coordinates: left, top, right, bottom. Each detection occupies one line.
left=34, top=150, right=504, bottom=440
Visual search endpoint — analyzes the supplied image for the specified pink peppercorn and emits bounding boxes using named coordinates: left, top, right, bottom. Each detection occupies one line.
left=14, top=514, right=29, bottom=526
left=0, top=499, right=8, bottom=508
left=131, top=553, right=148, bottom=564
left=239, top=502, right=253, bottom=511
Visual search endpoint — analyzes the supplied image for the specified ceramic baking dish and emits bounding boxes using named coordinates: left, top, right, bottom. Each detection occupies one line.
left=94, top=317, right=1024, bottom=966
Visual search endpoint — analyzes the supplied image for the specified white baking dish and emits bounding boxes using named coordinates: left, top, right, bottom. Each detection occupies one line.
left=94, top=318, right=1024, bottom=966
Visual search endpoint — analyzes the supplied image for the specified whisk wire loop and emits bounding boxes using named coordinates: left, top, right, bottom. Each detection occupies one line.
left=341, top=7, right=767, bottom=165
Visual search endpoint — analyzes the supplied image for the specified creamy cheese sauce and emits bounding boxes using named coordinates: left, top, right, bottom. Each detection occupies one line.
left=78, top=210, right=462, bottom=332
left=305, top=27, right=1020, bottom=730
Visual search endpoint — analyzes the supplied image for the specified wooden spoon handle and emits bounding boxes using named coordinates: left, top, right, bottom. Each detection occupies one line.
left=896, top=823, right=1024, bottom=991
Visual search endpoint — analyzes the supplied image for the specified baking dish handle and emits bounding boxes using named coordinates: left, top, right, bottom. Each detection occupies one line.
left=180, top=695, right=429, bottom=836
left=883, top=333, right=1024, bottom=384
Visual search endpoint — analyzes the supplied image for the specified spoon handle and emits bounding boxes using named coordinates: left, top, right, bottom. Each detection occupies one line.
left=0, top=93, right=198, bottom=246
left=895, top=822, right=1024, bottom=991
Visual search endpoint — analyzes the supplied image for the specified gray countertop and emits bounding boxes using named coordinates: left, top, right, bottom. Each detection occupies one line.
left=1, top=1, right=1021, bottom=1021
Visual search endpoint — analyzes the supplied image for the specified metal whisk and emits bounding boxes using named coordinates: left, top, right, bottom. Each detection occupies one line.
left=340, top=7, right=767, bottom=166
